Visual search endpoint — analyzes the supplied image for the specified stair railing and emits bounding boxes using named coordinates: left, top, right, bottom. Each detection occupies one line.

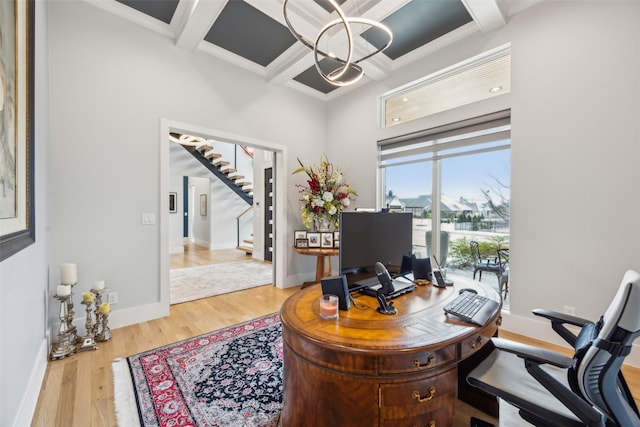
left=237, top=205, right=254, bottom=250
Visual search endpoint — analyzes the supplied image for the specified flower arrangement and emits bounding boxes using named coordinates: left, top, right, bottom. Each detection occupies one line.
left=293, top=157, right=357, bottom=230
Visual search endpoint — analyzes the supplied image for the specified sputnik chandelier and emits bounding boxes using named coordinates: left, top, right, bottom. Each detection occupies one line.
left=282, top=0, right=393, bottom=87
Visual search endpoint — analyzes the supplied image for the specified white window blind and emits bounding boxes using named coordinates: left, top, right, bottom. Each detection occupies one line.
left=378, top=110, right=511, bottom=168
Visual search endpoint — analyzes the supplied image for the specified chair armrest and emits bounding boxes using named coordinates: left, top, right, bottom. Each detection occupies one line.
left=532, top=309, right=590, bottom=327
left=492, top=338, right=573, bottom=368
left=532, top=309, right=593, bottom=348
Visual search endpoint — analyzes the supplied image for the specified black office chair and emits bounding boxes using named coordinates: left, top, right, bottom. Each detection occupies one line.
left=467, top=270, right=640, bottom=426
left=470, top=241, right=501, bottom=281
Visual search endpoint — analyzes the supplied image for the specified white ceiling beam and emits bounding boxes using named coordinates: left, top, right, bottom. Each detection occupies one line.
left=461, top=0, right=506, bottom=34
left=175, top=0, right=227, bottom=51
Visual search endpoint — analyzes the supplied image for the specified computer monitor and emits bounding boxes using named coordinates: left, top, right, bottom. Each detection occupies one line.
left=339, top=211, right=412, bottom=283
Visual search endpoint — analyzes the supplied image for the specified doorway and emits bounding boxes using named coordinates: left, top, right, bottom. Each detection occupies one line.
left=160, top=120, right=288, bottom=310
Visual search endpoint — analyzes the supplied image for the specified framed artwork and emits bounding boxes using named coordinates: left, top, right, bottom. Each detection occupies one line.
left=333, top=231, right=340, bottom=241
left=169, top=192, right=177, bottom=213
left=295, top=238, right=308, bottom=248
left=200, top=194, right=207, bottom=216
left=333, top=239, right=340, bottom=248
left=321, top=232, right=334, bottom=248
left=0, top=0, right=35, bottom=262
left=307, top=232, right=320, bottom=248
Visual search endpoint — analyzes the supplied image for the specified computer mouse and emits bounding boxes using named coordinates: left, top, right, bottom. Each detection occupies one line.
left=459, top=288, right=477, bottom=294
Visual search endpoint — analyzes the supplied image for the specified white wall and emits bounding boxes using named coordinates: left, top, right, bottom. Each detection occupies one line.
left=326, top=1, right=640, bottom=363
left=46, top=0, right=326, bottom=330
left=0, top=2, right=50, bottom=425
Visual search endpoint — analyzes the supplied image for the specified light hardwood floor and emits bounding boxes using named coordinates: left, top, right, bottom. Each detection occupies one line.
left=31, top=245, right=639, bottom=426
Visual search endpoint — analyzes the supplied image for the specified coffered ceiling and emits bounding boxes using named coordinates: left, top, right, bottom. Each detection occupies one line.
left=87, top=0, right=538, bottom=100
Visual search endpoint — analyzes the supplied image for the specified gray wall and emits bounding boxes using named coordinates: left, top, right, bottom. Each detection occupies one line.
left=325, top=1, right=640, bottom=361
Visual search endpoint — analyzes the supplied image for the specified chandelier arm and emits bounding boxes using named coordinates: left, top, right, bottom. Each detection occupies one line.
left=313, top=17, right=354, bottom=83
left=282, top=0, right=350, bottom=62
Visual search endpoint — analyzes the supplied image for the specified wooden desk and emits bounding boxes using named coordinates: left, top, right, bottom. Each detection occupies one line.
left=292, top=247, right=339, bottom=285
left=280, top=275, right=502, bottom=426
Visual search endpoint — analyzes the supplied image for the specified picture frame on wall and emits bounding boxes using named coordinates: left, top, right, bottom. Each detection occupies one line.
left=200, top=194, right=207, bottom=216
left=321, top=232, right=334, bottom=248
left=169, top=193, right=177, bottom=213
left=307, top=232, right=320, bottom=248
left=0, top=0, right=35, bottom=262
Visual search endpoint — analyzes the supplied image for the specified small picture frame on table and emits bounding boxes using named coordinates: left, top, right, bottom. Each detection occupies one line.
left=333, top=239, right=340, bottom=248
left=296, top=238, right=308, bottom=248
left=321, top=232, right=334, bottom=248
left=307, top=232, right=321, bottom=248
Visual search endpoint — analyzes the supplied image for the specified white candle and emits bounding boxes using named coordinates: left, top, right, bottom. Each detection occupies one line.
left=60, top=263, right=77, bottom=285
left=57, top=284, right=71, bottom=296
left=93, top=280, right=105, bottom=291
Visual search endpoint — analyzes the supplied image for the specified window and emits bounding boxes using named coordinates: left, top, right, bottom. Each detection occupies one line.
left=378, top=111, right=510, bottom=303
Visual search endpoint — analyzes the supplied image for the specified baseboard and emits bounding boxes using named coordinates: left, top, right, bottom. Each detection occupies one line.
left=169, top=245, right=184, bottom=254
left=14, top=338, right=48, bottom=427
left=501, top=311, right=640, bottom=367
left=108, top=301, right=170, bottom=330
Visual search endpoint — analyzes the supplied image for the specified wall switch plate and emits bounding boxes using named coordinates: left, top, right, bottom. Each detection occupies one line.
left=141, top=213, right=155, bottom=225
left=108, top=292, right=118, bottom=304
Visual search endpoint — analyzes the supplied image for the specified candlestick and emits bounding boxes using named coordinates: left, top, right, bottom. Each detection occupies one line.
left=60, top=263, right=77, bottom=285
left=78, top=299, right=98, bottom=351
left=49, top=294, right=77, bottom=360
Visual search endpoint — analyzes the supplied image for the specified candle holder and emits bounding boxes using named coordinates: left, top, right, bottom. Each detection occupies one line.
left=96, top=309, right=112, bottom=342
left=67, top=283, right=78, bottom=345
left=50, top=294, right=77, bottom=360
left=78, top=299, right=98, bottom=351
left=91, top=288, right=107, bottom=338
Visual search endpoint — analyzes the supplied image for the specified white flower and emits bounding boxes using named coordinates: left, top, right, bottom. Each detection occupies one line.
left=313, top=198, right=324, bottom=208
left=303, top=194, right=310, bottom=201
left=322, top=192, right=334, bottom=202
left=341, top=198, right=350, bottom=207
left=328, top=205, right=337, bottom=215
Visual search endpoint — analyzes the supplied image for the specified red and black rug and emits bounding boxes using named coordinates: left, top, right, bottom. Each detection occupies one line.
left=115, top=313, right=283, bottom=427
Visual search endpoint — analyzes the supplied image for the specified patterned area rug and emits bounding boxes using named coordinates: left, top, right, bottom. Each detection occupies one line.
left=170, top=261, right=273, bottom=304
left=113, top=313, right=283, bottom=427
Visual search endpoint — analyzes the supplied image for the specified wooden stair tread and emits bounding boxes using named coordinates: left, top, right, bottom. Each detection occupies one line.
left=236, top=245, right=253, bottom=254
left=205, top=151, right=221, bottom=160
left=221, top=168, right=237, bottom=174
left=213, top=160, right=229, bottom=167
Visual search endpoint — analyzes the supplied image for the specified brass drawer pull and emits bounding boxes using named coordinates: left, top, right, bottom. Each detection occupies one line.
left=412, top=355, right=434, bottom=369
left=470, top=336, right=483, bottom=350
left=412, top=386, right=436, bottom=403
left=429, top=421, right=436, bottom=427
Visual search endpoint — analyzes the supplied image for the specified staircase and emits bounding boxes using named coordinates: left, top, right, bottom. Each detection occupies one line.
left=171, top=133, right=255, bottom=253
left=175, top=137, right=254, bottom=205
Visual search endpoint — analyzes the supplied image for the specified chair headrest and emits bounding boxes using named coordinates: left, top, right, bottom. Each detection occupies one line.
left=600, top=270, right=640, bottom=336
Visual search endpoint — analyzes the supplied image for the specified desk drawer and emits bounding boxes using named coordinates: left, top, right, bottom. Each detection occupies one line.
left=378, top=345, right=457, bottom=374
left=379, top=368, right=456, bottom=423
left=460, top=332, right=491, bottom=360
left=380, top=406, right=453, bottom=427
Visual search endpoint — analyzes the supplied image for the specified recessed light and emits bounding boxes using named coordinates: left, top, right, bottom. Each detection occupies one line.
left=391, top=117, right=401, bottom=122
left=489, top=86, right=503, bottom=93
left=402, top=97, right=409, bottom=102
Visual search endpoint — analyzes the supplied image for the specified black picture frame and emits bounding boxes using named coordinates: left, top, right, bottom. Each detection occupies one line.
left=307, top=232, right=320, bottom=248
left=321, top=232, right=334, bottom=248
left=0, top=0, right=35, bottom=262
left=295, top=238, right=308, bottom=248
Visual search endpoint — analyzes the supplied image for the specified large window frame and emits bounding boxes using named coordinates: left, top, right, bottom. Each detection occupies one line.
left=377, top=111, right=511, bottom=263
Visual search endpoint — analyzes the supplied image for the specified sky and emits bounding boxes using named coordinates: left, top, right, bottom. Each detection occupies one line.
left=385, top=149, right=510, bottom=201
